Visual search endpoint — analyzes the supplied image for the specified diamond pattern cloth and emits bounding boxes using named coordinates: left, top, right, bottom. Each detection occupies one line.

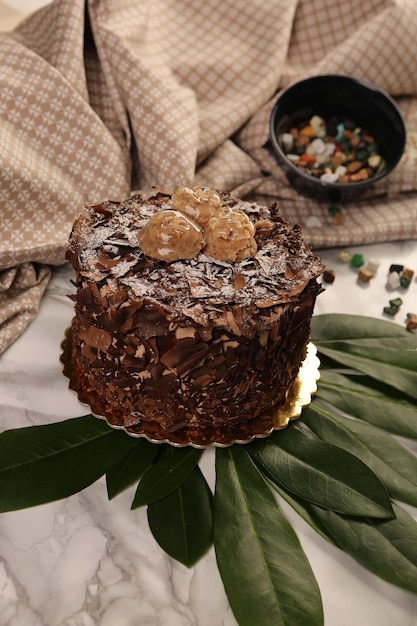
left=1, top=0, right=417, bottom=353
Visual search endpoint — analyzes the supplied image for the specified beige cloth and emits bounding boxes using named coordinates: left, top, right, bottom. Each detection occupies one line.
left=1, top=0, right=417, bottom=354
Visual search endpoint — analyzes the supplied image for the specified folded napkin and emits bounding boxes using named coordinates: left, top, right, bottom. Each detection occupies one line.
left=1, top=0, right=416, bottom=354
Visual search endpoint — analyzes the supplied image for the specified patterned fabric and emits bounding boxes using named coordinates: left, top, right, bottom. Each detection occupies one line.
left=1, top=0, right=417, bottom=353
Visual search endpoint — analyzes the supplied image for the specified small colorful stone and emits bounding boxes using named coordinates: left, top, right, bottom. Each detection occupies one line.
left=366, top=258, right=380, bottom=273
left=350, top=253, right=365, bottom=268
left=335, top=165, right=347, bottom=177
left=387, top=271, right=401, bottom=289
left=389, top=297, right=403, bottom=308
left=400, top=274, right=412, bottom=289
left=286, top=153, right=300, bottom=162
left=406, top=313, right=417, bottom=331
left=346, top=160, right=363, bottom=174
left=383, top=305, right=398, bottom=316
left=308, top=137, right=327, bottom=155
left=338, top=250, right=351, bottom=263
left=310, top=115, right=326, bottom=136
left=400, top=268, right=415, bottom=288
left=281, top=132, right=294, bottom=150
left=320, top=172, right=339, bottom=183
left=358, top=268, right=374, bottom=283
left=368, top=154, right=382, bottom=169
left=322, top=269, right=335, bottom=284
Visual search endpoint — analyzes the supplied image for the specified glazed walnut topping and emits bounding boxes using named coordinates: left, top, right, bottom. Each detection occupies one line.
left=171, top=185, right=222, bottom=227
left=137, top=209, right=204, bottom=262
left=138, top=186, right=258, bottom=263
left=204, top=207, right=257, bottom=262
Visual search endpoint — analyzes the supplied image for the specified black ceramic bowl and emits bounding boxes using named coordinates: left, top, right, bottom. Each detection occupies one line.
left=269, top=74, right=406, bottom=203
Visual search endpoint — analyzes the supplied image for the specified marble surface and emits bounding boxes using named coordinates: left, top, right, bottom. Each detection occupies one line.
left=1, top=239, right=417, bottom=626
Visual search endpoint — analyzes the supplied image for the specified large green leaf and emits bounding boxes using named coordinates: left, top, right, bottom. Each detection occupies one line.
left=147, top=465, right=213, bottom=567
left=214, top=446, right=323, bottom=626
left=318, top=370, right=417, bottom=440
left=319, top=338, right=417, bottom=365
left=273, top=485, right=336, bottom=545
left=0, top=415, right=138, bottom=512
left=311, top=315, right=417, bottom=400
left=303, top=403, right=417, bottom=507
left=315, top=343, right=417, bottom=400
left=248, top=426, right=393, bottom=518
left=311, top=313, right=417, bottom=342
left=297, top=498, right=417, bottom=595
left=106, top=439, right=159, bottom=500
left=131, top=445, right=202, bottom=509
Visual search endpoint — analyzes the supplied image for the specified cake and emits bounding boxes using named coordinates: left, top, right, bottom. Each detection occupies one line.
left=64, top=186, right=324, bottom=445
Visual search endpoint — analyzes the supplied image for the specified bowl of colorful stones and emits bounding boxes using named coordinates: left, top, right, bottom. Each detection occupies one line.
left=269, top=74, right=406, bottom=203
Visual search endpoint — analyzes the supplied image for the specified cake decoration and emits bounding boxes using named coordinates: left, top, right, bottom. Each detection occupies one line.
left=171, top=185, right=222, bottom=227
left=138, top=185, right=257, bottom=263
left=64, top=187, right=324, bottom=446
left=137, top=209, right=204, bottom=262
left=203, top=206, right=257, bottom=262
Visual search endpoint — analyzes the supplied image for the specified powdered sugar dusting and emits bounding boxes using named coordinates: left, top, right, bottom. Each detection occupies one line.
left=69, top=191, right=324, bottom=319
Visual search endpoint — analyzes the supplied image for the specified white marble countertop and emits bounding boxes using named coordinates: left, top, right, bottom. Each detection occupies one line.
left=1, top=239, right=417, bottom=626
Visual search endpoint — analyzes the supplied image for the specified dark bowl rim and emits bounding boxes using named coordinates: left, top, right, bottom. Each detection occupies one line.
left=269, top=74, right=407, bottom=192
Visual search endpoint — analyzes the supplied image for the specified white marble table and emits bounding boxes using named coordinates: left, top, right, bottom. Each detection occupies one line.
left=1, top=239, right=417, bottom=626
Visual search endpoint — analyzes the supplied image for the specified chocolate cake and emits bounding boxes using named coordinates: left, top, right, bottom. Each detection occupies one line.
left=65, top=187, right=324, bottom=446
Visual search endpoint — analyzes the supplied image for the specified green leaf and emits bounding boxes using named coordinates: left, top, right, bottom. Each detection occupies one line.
left=303, top=402, right=417, bottom=507
left=316, top=344, right=417, bottom=400
left=311, top=313, right=417, bottom=342
left=298, top=499, right=417, bottom=595
left=131, top=445, right=202, bottom=509
left=106, top=439, right=159, bottom=500
left=274, top=484, right=336, bottom=545
left=311, top=315, right=417, bottom=401
left=315, top=341, right=417, bottom=400
left=248, top=426, right=394, bottom=519
left=147, top=465, right=213, bottom=567
left=214, top=446, right=323, bottom=626
left=321, top=338, right=417, bottom=366
left=318, top=370, right=417, bottom=440
left=0, top=415, right=138, bottom=512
